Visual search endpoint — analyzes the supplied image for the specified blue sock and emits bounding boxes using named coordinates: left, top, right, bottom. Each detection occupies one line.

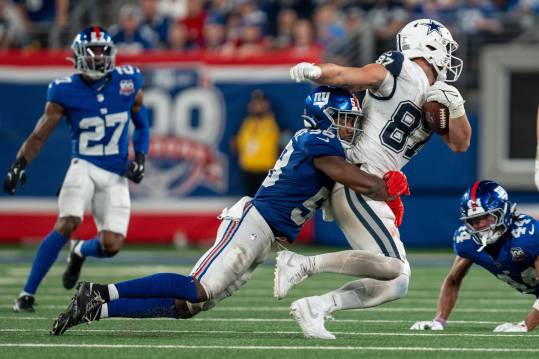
left=115, top=273, right=200, bottom=303
left=79, top=236, right=106, bottom=258
left=23, top=230, right=68, bottom=295
left=106, top=298, right=176, bottom=318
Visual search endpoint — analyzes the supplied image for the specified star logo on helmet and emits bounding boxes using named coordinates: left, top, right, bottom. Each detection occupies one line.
left=420, top=20, right=443, bottom=35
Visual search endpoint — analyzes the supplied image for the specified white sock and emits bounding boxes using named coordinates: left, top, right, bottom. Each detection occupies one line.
left=108, top=284, right=119, bottom=301
left=19, top=291, right=34, bottom=298
left=74, top=241, right=84, bottom=258
left=100, top=303, right=108, bottom=319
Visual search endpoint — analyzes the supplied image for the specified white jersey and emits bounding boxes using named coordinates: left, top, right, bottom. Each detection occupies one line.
left=346, top=51, right=431, bottom=176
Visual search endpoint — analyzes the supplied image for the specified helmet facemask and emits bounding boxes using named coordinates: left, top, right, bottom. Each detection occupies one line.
left=73, top=43, right=116, bottom=80
left=461, top=208, right=507, bottom=251
left=324, top=107, right=363, bottom=148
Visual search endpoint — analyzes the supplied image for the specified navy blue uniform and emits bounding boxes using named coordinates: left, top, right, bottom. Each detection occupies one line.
left=454, top=214, right=539, bottom=296
left=252, top=128, right=345, bottom=241
left=47, top=65, right=146, bottom=175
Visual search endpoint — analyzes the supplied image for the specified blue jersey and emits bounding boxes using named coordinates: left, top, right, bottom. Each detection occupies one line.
left=47, top=66, right=144, bottom=175
left=453, top=214, right=539, bottom=296
left=252, top=128, right=345, bottom=241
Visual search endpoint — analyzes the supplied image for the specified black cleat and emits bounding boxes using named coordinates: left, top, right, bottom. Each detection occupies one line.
left=63, top=239, right=86, bottom=289
left=50, top=282, right=104, bottom=336
left=13, top=295, right=35, bottom=312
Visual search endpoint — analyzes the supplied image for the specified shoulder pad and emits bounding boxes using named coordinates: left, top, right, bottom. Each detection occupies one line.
left=49, top=76, right=74, bottom=88
left=453, top=226, right=472, bottom=245
left=375, top=51, right=404, bottom=78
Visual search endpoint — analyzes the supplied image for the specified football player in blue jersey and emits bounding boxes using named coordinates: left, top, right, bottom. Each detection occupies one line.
left=3, top=26, right=150, bottom=312
left=49, top=86, right=410, bottom=336
left=411, top=180, right=539, bottom=332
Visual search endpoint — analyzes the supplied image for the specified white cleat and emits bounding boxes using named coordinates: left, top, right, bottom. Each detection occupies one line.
left=274, top=250, right=312, bottom=300
left=290, top=297, right=335, bottom=340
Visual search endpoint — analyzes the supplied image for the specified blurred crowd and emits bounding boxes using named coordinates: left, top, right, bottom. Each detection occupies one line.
left=1, top=0, right=538, bottom=86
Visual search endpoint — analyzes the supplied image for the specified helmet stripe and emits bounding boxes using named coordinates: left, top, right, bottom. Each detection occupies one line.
left=94, top=26, right=101, bottom=41
left=470, top=180, right=481, bottom=204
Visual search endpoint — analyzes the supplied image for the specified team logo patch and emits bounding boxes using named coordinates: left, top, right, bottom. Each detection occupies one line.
left=313, top=92, right=330, bottom=108
left=510, top=247, right=527, bottom=262
left=119, top=80, right=135, bottom=96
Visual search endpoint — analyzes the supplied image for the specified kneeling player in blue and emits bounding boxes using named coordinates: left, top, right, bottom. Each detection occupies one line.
left=50, top=86, right=410, bottom=335
left=4, top=26, right=150, bottom=312
left=411, top=180, right=539, bottom=332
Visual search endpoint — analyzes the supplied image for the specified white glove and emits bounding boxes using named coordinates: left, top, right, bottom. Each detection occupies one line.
left=410, top=320, right=445, bottom=330
left=426, top=81, right=466, bottom=119
left=493, top=321, right=528, bottom=332
left=289, top=62, right=322, bottom=83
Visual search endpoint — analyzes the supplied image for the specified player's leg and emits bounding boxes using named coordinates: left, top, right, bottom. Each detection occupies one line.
left=288, top=184, right=409, bottom=339
left=15, top=159, right=93, bottom=311
left=63, top=166, right=130, bottom=288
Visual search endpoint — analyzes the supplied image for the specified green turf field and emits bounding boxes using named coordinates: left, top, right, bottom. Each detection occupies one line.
left=1, top=247, right=538, bottom=359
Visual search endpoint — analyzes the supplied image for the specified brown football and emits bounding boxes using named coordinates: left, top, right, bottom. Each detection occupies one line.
left=422, top=101, right=449, bottom=135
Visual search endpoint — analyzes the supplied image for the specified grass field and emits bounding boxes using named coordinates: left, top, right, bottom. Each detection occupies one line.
left=1, top=246, right=538, bottom=359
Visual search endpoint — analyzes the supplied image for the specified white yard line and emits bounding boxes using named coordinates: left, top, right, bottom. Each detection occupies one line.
left=0, top=343, right=538, bottom=352
left=0, top=316, right=510, bottom=324
left=1, top=328, right=538, bottom=338
left=0, top=305, right=528, bottom=313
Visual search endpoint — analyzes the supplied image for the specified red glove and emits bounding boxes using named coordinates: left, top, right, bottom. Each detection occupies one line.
left=383, top=170, right=410, bottom=199
left=386, top=196, right=404, bottom=227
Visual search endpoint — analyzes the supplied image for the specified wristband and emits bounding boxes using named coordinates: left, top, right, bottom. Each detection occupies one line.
left=449, top=104, right=465, bottom=119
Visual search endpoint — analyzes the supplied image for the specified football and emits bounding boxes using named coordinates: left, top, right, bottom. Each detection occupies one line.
left=422, top=101, right=449, bottom=135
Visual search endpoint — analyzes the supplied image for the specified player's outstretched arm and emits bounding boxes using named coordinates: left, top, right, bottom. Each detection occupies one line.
left=313, top=155, right=390, bottom=201
left=290, top=62, right=387, bottom=91
left=411, top=255, right=472, bottom=330
left=3, top=102, right=64, bottom=194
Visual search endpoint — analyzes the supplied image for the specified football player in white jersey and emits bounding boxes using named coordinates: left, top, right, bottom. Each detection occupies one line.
left=275, top=19, right=472, bottom=339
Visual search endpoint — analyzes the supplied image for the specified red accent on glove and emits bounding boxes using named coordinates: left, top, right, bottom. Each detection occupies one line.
left=386, top=196, right=404, bottom=227
left=383, top=170, right=410, bottom=198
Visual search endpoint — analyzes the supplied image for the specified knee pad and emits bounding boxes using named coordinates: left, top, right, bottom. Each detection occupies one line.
left=392, top=273, right=409, bottom=300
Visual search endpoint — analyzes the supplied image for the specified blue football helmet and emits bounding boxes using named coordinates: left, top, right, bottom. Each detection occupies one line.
left=303, top=86, right=364, bottom=147
left=71, top=26, right=116, bottom=80
left=459, top=180, right=516, bottom=250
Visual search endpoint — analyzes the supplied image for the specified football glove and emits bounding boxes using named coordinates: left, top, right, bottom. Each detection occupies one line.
left=383, top=170, right=410, bottom=199
left=386, top=196, right=404, bottom=227
left=410, top=320, right=445, bottom=331
left=289, top=62, right=322, bottom=83
left=125, top=152, right=145, bottom=184
left=426, top=81, right=465, bottom=119
left=493, top=321, right=528, bottom=332
left=3, top=157, right=27, bottom=195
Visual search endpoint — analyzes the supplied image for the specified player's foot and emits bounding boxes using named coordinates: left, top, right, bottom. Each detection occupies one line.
left=63, top=239, right=85, bottom=290
left=290, top=296, right=335, bottom=340
left=274, top=250, right=313, bottom=299
left=13, top=295, right=35, bottom=312
left=50, top=282, right=104, bottom=336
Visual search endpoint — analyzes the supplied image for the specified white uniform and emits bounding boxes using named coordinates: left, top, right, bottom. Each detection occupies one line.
left=59, top=158, right=131, bottom=236
left=187, top=197, right=274, bottom=314
left=332, top=51, right=430, bottom=264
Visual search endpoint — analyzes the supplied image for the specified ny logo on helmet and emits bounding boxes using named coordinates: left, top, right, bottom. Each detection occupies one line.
left=313, top=92, right=330, bottom=108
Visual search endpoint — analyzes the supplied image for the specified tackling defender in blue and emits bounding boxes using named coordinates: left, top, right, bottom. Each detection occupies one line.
left=50, top=86, right=410, bottom=335
left=3, top=26, right=150, bottom=312
left=411, top=180, right=539, bottom=332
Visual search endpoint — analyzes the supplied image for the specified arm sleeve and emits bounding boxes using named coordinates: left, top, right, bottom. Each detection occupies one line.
left=133, top=67, right=143, bottom=92
left=132, top=104, right=150, bottom=155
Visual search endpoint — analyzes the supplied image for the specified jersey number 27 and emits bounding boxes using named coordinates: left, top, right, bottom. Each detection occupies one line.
left=79, top=112, right=129, bottom=156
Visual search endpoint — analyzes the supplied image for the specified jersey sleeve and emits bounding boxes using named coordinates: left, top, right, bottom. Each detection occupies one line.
left=375, top=51, right=404, bottom=78
left=46, top=77, right=72, bottom=106
left=132, top=66, right=143, bottom=92
left=452, top=226, right=475, bottom=259
left=512, top=216, right=539, bottom=258
left=302, top=132, right=345, bottom=159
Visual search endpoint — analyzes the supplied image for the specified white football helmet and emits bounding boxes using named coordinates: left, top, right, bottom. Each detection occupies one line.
left=396, top=19, right=462, bottom=82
